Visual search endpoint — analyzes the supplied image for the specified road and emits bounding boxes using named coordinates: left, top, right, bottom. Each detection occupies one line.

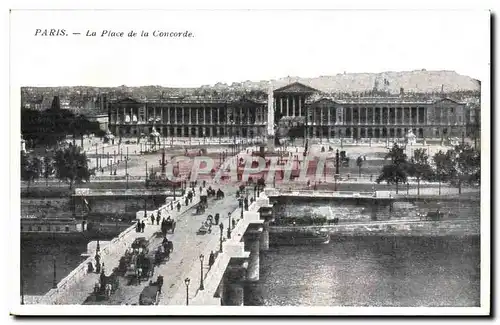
left=83, top=184, right=242, bottom=305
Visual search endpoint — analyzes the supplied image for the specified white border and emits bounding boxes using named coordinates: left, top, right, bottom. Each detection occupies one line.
left=6, top=4, right=492, bottom=317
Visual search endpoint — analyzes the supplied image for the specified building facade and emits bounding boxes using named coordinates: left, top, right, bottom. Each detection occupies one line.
left=108, top=82, right=467, bottom=139
left=108, top=97, right=268, bottom=138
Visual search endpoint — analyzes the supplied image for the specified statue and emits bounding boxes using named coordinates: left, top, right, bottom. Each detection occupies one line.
left=405, top=129, right=416, bottom=145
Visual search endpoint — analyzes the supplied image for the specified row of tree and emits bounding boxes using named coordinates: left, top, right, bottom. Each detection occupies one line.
left=376, top=143, right=480, bottom=195
left=21, top=105, right=105, bottom=149
left=21, top=144, right=93, bottom=190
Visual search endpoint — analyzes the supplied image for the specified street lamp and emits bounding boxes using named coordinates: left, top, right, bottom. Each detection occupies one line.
left=219, top=223, right=224, bottom=252
left=52, top=256, right=57, bottom=289
left=184, top=278, right=190, bottom=306
left=199, top=254, right=205, bottom=290
left=227, top=212, right=232, bottom=239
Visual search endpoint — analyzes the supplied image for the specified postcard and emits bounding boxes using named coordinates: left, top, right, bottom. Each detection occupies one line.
left=9, top=8, right=490, bottom=316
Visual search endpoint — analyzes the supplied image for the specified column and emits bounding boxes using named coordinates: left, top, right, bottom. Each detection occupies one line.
left=358, top=107, right=361, bottom=125
left=280, top=97, right=283, bottom=114
left=292, top=96, right=296, bottom=116
left=417, top=107, right=420, bottom=126
left=203, top=107, right=207, bottom=125
left=372, top=107, right=375, bottom=125
left=298, top=96, right=302, bottom=117
left=273, top=98, right=277, bottom=118
left=217, top=107, right=220, bottom=124
left=189, top=107, right=192, bottom=125
left=328, top=106, right=331, bottom=126
left=286, top=97, right=290, bottom=117
left=402, top=107, right=405, bottom=125
left=181, top=107, right=184, bottom=124
left=247, top=107, right=250, bottom=125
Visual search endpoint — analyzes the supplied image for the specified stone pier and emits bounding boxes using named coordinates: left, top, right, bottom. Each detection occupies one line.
left=222, top=260, right=247, bottom=306
left=243, top=225, right=263, bottom=282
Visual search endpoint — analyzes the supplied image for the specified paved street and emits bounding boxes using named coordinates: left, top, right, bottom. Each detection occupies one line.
left=45, top=190, right=199, bottom=305
left=84, top=184, right=241, bottom=305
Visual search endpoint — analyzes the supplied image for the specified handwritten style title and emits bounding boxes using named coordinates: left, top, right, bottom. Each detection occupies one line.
left=34, top=29, right=194, bottom=38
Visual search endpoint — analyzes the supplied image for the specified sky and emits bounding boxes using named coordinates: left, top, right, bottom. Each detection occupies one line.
left=10, top=9, right=490, bottom=87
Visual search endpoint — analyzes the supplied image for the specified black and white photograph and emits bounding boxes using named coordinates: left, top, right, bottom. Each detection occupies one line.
left=9, top=7, right=490, bottom=316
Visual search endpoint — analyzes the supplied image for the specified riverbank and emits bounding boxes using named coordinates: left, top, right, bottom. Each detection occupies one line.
left=270, top=219, right=480, bottom=238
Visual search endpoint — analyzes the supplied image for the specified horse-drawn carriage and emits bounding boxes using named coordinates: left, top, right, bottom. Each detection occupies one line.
left=154, top=238, right=173, bottom=266
left=216, top=189, right=225, bottom=200
left=194, top=203, right=206, bottom=215
left=139, top=276, right=164, bottom=305
left=125, top=253, right=154, bottom=284
left=418, top=210, right=445, bottom=221
left=161, top=218, right=176, bottom=235
left=197, top=215, right=213, bottom=235
left=92, top=272, right=120, bottom=301
left=131, top=237, right=150, bottom=254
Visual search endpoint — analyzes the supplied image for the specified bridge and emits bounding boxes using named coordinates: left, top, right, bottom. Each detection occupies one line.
left=36, top=180, right=478, bottom=306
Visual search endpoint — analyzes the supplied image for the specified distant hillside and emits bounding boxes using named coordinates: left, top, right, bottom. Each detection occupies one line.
left=208, top=70, right=481, bottom=95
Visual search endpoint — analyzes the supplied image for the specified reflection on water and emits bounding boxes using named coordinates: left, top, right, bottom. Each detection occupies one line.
left=247, top=236, right=480, bottom=307
left=21, top=240, right=87, bottom=295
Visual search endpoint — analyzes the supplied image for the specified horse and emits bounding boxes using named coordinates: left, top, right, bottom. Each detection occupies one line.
left=105, top=284, right=113, bottom=298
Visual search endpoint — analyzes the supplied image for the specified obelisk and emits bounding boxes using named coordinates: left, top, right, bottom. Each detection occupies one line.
left=267, top=83, right=275, bottom=152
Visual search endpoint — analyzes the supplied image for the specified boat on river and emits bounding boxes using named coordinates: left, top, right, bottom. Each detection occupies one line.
left=269, top=226, right=330, bottom=246
left=21, top=215, right=133, bottom=241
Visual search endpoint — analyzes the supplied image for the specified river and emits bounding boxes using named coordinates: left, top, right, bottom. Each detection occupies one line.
left=21, top=198, right=481, bottom=306
left=246, top=235, right=480, bottom=307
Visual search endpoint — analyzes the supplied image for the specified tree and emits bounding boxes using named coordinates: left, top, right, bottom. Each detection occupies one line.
left=21, top=152, right=42, bottom=192
left=448, top=144, right=481, bottom=194
left=43, top=155, right=54, bottom=186
left=356, top=156, right=363, bottom=177
left=407, top=148, right=433, bottom=196
left=53, top=144, right=93, bottom=190
left=432, top=150, right=453, bottom=195
left=376, top=144, right=408, bottom=193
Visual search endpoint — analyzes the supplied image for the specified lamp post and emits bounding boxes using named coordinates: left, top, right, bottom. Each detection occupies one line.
left=199, top=254, right=205, bottom=290
left=227, top=212, right=232, bottom=239
left=184, top=278, right=190, bottom=305
left=219, top=223, right=224, bottom=252
left=52, top=256, right=57, bottom=289
left=126, top=147, right=129, bottom=189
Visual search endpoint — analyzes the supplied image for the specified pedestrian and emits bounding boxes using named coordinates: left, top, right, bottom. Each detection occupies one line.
left=150, top=214, right=155, bottom=225
left=208, top=251, right=215, bottom=269
left=157, top=276, right=164, bottom=293
left=141, top=220, right=145, bottom=233
left=136, top=221, right=141, bottom=233
left=156, top=212, right=161, bottom=225
left=232, top=219, right=236, bottom=229
left=185, top=197, right=189, bottom=206
left=214, top=213, right=220, bottom=225
left=177, top=202, right=181, bottom=211
left=199, top=186, right=202, bottom=194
